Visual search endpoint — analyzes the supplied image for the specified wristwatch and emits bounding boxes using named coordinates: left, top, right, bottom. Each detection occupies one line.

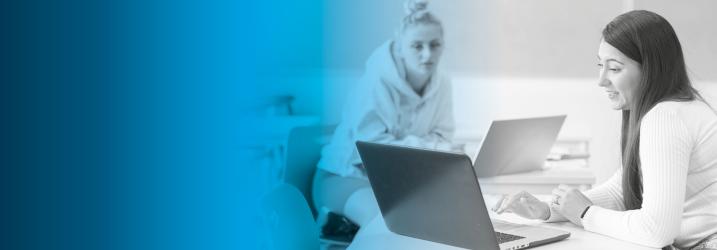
left=580, top=206, right=591, bottom=219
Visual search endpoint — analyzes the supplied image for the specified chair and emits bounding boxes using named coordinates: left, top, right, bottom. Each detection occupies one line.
left=261, top=184, right=320, bottom=250
left=283, top=125, right=349, bottom=250
left=283, top=125, right=336, bottom=217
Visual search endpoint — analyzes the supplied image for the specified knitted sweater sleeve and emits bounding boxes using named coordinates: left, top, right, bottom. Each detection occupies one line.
left=544, top=170, right=625, bottom=222
left=581, top=106, right=692, bottom=248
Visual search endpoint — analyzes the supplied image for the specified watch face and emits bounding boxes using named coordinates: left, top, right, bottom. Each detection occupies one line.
left=580, top=206, right=591, bottom=218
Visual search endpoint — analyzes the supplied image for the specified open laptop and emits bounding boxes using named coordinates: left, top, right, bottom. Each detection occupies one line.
left=356, top=141, right=570, bottom=250
left=472, top=115, right=566, bottom=177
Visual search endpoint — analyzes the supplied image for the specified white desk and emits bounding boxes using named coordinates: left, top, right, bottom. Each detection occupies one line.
left=348, top=195, right=658, bottom=250
left=478, top=167, right=595, bottom=195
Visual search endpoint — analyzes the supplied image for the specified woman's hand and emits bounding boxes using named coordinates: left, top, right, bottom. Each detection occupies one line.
left=492, top=191, right=550, bottom=220
left=551, top=184, right=593, bottom=227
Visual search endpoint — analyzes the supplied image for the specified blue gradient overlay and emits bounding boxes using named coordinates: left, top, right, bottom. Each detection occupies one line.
left=2, top=0, right=325, bottom=249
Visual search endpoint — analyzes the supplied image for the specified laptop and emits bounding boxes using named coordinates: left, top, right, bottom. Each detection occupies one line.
left=472, top=115, right=566, bottom=177
left=356, top=141, right=570, bottom=250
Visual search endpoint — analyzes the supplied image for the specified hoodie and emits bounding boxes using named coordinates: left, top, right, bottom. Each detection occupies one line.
left=317, top=40, right=455, bottom=178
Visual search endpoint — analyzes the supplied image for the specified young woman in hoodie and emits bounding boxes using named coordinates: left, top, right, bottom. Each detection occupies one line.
left=312, top=0, right=455, bottom=227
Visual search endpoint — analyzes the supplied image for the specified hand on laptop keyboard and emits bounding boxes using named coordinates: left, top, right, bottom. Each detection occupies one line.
left=493, top=191, right=550, bottom=220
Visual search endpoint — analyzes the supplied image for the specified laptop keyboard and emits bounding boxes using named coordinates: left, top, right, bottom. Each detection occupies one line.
left=495, top=231, right=525, bottom=244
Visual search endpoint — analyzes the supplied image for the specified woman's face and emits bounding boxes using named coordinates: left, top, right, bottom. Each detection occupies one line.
left=597, top=40, right=642, bottom=110
left=398, top=24, right=444, bottom=77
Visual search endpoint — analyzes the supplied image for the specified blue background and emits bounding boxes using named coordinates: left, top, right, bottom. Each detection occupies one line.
left=1, top=0, right=324, bottom=249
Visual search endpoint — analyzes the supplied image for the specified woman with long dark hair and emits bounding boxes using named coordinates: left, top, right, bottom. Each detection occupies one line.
left=494, top=10, right=717, bottom=249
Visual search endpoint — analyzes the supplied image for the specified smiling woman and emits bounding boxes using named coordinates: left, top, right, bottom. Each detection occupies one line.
left=597, top=41, right=643, bottom=110
left=495, top=10, right=717, bottom=250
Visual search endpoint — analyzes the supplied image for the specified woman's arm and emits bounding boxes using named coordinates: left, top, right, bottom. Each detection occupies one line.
left=545, top=170, right=624, bottom=222
left=584, top=170, right=625, bottom=211
left=581, top=107, right=691, bottom=248
left=352, top=77, right=454, bottom=151
left=424, top=77, right=454, bottom=149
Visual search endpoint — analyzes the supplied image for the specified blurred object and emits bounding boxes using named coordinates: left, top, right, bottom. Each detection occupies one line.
left=239, top=116, right=321, bottom=191
left=315, top=209, right=357, bottom=248
left=546, top=153, right=590, bottom=161
left=544, top=138, right=590, bottom=169
left=264, top=95, right=295, bottom=116
left=239, top=94, right=296, bottom=117
left=283, top=125, right=350, bottom=250
left=244, top=144, right=286, bottom=193
left=261, top=184, right=320, bottom=250
left=546, top=138, right=590, bottom=161
left=238, top=94, right=321, bottom=190
left=283, top=125, right=337, bottom=217
left=544, top=158, right=589, bottom=170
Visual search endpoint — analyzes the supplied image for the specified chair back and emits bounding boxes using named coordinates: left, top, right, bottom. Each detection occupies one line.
left=261, top=184, right=320, bottom=250
left=284, top=125, right=336, bottom=217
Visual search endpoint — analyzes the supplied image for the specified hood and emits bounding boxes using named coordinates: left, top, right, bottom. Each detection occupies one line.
left=364, top=40, right=442, bottom=102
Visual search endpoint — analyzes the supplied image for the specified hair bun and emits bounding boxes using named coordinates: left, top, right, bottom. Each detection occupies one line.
left=404, top=0, right=429, bottom=15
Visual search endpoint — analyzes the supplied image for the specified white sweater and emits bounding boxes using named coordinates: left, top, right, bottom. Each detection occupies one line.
left=548, top=100, right=717, bottom=249
left=317, top=40, right=455, bottom=178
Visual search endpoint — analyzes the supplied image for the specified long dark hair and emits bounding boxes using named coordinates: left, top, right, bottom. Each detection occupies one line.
left=602, top=10, right=703, bottom=210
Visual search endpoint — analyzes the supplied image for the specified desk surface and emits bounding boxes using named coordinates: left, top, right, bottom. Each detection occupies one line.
left=348, top=195, right=658, bottom=250
left=478, top=166, right=595, bottom=185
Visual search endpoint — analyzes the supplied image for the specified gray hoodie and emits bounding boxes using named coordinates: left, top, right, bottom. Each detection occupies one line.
left=318, top=40, right=455, bottom=178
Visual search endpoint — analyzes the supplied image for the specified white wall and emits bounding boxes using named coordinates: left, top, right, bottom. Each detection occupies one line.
left=322, top=0, right=717, bottom=81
